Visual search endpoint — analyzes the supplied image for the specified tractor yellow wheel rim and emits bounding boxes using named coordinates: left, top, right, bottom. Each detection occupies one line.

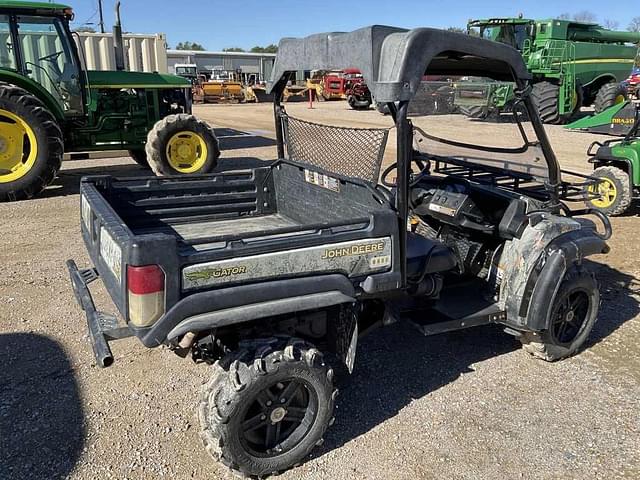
left=590, top=178, right=617, bottom=208
left=615, top=94, right=626, bottom=105
left=0, top=109, right=38, bottom=183
left=166, top=131, right=208, bottom=173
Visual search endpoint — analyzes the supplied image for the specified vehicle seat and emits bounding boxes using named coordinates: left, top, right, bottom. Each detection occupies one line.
left=406, top=232, right=457, bottom=278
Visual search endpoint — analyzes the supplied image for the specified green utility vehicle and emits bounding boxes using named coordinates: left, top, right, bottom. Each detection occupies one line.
left=458, top=17, right=640, bottom=123
left=586, top=102, right=640, bottom=215
left=0, top=1, right=219, bottom=201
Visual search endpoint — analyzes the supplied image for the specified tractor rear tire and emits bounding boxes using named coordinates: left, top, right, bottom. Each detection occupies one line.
left=594, top=82, right=627, bottom=114
left=0, top=83, right=63, bottom=201
left=128, top=149, right=149, bottom=168
left=531, top=81, right=564, bottom=124
left=587, top=165, right=632, bottom=216
left=199, top=337, right=336, bottom=477
left=519, top=266, right=599, bottom=362
left=348, top=95, right=371, bottom=110
left=459, top=105, right=490, bottom=119
left=146, top=114, right=220, bottom=177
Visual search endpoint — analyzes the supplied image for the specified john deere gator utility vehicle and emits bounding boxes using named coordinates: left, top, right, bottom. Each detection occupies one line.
left=584, top=101, right=640, bottom=215
left=457, top=17, right=640, bottom=124
left=0, top=1, right=219, bottom=201
left=69, top=25, right=611, bottom=476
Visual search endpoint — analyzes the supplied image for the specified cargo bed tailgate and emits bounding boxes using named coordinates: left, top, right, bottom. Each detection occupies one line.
left=79, top=180, right=134, bottom=316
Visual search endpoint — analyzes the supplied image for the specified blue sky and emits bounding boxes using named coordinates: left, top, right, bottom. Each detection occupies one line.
left=69, top=0, right=636, bottom=51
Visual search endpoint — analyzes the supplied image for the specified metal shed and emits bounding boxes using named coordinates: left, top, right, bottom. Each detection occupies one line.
left=167, top=49, right=276, bottom=82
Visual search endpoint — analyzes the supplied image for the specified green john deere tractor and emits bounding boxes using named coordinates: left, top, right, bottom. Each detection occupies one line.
left=0, top=1, right=219, bottom=201
left=457, top=17, right=640, bottom=124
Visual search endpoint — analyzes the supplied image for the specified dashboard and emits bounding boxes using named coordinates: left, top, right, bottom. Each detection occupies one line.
left=410, top=176, right=530, bottom=240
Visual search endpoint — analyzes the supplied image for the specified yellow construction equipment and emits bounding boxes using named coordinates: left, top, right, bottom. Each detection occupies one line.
left=195, top=68, right=245, bottom=103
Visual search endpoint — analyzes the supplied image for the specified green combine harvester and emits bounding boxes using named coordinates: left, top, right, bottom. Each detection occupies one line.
left=566, top=48, right=640, bottom=135
left=457, top=17, right=640, bottom=124
left=0, top=1, right=219, bottom=201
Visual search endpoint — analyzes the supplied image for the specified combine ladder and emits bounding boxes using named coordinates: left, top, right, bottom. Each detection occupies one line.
left=539, top=40, right=577, bottom=115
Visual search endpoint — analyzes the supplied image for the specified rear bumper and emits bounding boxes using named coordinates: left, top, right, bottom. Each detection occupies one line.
left=66, top=259, right=132, bottom=368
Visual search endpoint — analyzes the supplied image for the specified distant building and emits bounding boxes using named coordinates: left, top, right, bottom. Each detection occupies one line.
left=167, top=49, right=276, bottom=83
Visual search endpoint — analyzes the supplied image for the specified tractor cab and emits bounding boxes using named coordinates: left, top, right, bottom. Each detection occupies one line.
left=0, top=3, right=83, bottom=115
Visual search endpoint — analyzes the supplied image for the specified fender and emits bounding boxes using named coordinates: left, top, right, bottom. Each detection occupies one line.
left=498, top=214, right=608, bottom=329
left=0, top=72, right=65, bottom=120
left=140, top=274, right=355, bottom=347
left=522, top=229, right=608, bottom=332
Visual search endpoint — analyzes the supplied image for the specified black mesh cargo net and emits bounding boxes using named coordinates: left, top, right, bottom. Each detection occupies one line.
left=281, top=114, right=390, bottom=184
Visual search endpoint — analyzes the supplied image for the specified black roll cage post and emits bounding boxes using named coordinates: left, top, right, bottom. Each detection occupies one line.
left=393, top=101, right=410, bottom=288
left=272, top=71, right=294, bottom=160
left=515, top=76, right=562, bottom=212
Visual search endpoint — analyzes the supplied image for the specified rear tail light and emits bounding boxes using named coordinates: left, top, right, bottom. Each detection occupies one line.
left=127, top=265, right=165, bottom=327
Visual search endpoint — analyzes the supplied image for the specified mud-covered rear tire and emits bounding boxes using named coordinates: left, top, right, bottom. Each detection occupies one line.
left=520, top=266, right=599, bottom=362
left=0, top=83, right=63, bottom=201
left=199, top=337, right=336, bottom=477
left=146, top=114, right=219, bottom=176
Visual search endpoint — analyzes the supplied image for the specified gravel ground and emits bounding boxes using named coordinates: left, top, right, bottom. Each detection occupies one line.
left=1, top=102, right=639, bottom=479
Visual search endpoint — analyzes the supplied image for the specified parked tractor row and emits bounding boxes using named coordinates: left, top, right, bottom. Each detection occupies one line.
left=173, top=65, right=373, bottom=109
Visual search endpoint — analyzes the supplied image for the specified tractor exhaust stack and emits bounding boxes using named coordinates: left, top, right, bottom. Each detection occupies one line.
left=113, top=1, right=125, bottom=71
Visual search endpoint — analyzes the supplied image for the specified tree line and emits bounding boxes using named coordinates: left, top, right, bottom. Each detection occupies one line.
left=174, top=42, right=278, bottom=53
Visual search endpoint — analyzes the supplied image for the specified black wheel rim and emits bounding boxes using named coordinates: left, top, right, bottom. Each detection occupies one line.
left=550, top=289, right=590, bottom=345
left=239, top=378, right=318, bottom=457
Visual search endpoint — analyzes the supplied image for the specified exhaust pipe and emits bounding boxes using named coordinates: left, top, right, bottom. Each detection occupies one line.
left=113, top=1, right=125, bottom=71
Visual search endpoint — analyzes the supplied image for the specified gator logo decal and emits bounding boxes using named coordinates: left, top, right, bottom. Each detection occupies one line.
left=184, top=265, right=247, bottom=281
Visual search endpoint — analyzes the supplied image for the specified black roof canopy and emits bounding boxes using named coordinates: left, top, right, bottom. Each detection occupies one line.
left=268, top=25, right=531, bottom=102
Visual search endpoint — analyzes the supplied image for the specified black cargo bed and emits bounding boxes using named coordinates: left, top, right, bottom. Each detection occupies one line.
left=132, top=213, right=298, bottom=242
left=90, top=163, right=394, bottom=258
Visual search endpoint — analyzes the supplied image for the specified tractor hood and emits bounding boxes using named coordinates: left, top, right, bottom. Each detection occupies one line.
left=87, top=70, right=190, bottom=89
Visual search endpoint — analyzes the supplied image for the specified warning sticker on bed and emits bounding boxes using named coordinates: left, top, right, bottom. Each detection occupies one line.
left=304, top=169, right=340, bottom=192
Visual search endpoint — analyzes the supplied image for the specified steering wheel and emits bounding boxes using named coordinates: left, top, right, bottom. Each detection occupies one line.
left=381, top=157, right=428, bottom=188
left=38, top=51, right=64, bottom=63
